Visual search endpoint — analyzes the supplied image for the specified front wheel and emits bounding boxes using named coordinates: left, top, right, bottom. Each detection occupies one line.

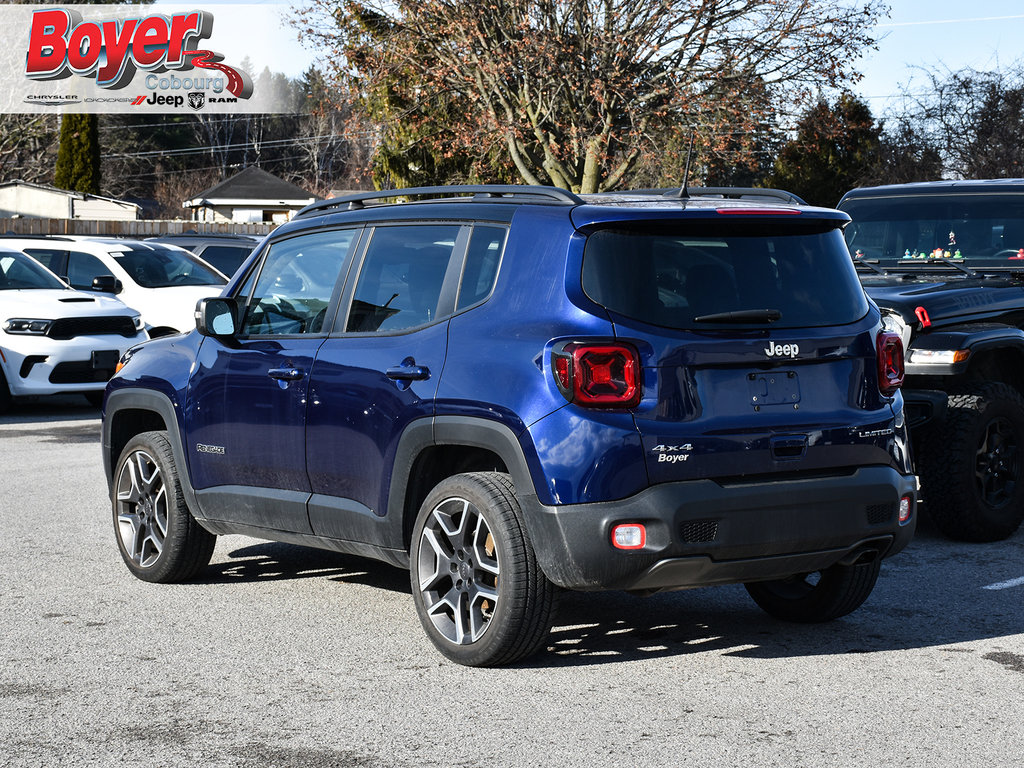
left=744, top=559, right=881, bottom=622
left=0, top=368, right=11, bottom=413
left=113, top=430, right=216, bottom=583
left=410, top=472, right=558, bottom=667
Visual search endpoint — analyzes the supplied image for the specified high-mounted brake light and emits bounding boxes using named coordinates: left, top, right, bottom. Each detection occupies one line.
left=715, top=208, right=801, bottom=215
left=877, top=331, right=905, bottom=396
left=552, top=342, right=641, bottom=408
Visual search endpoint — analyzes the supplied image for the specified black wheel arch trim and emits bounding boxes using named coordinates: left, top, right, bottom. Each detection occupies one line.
left=103, top=388, right=199, bottom=512
left=388, top=415, right=540, bottom=534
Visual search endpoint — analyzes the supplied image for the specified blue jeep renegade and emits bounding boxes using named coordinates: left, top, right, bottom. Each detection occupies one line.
left=102, top=185, right=917, bottom=666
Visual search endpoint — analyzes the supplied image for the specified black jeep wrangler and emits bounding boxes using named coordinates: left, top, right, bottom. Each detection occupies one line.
left=839, top=180, right=1024, bottom=542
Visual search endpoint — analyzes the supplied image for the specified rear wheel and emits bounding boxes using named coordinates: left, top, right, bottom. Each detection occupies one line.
left=113, top=430, right=216, bottom=582
left=919, top=382, right=1024, bottom=541
left=745, top=559, right=881, bottom=622
left=410, top=472, right=558, bottom=667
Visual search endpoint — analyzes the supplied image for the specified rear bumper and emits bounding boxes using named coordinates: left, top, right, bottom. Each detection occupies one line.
left=519, top=466, right=917, bottom=591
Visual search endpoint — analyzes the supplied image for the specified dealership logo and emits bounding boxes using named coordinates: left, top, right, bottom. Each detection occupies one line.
left=23, top=8, right=252, bottom=99
left=188, top=92, right=205, bottom=110
left=23, top=94, right=81, bottom=106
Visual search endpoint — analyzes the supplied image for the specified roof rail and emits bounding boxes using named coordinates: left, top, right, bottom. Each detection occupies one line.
left=672, top=186, right=807, bottom=204
left=0, top=233, right=75, bottom=241
left=295, top=184, right=585, bottom=218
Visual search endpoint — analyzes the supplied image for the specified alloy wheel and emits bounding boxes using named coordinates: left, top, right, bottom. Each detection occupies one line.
left=416, top=496, right=500, bottom=645
left=115, top=449, right=168, bottom=568
left=975, top=416, right=1019, bottom=507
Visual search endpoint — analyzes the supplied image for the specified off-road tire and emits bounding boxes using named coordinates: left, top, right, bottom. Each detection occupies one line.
left=112, top=430, right=216, bottom=582
left=745, top=559, right=881, bottom=622
left=410, top=472, right=559, bottom=667
left=919, top=382, right=1024, bottom=542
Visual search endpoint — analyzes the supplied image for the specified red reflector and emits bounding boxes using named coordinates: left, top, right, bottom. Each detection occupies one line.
left=877, top=331, right=905, bottom=396
left=899, top=496, right=912, bottom=523
left=612, top=524, right=646, bottom=550
left=715, top=208, right=801, bottom=215
left=554, top=356, right=571, bottom=390
left=914, top=306, right=931, bottom=327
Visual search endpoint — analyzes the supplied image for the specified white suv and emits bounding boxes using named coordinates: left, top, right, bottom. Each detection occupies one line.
left=5, top=236, right=228, bottom=337
left=0, top=248, right=146, bottom=410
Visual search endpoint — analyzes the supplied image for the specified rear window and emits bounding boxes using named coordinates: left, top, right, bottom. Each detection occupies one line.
left=840, top=193, right=1024, bottom=266
left=582, top=224, right=868, bottom=329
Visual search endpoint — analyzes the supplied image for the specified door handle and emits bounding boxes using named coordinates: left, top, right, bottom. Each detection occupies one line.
left=386, top=363, right=430, bottom=381
left=268, top=367, right=305, bottom=382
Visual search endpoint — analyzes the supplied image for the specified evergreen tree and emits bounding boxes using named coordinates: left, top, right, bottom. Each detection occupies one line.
left=769, top=94, right=880, bottom=206
left=54, top=114, right=101, bottom=195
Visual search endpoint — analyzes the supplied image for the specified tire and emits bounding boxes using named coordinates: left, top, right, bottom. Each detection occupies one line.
left=0, top=368, right=11, bottom=414
left=918, top=382, right=1024, bottom=542
left=744, top=559, right=881, bottom=622
left=112, top=430, right=216, bottom=583
left=84, top=391, right=104, bottom=408
left=409, top=472, right=559, bottom=667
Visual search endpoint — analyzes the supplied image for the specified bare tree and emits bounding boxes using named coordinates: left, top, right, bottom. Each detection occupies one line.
left=889, top=63, right=1024, bottom=179
left=0, top=115, right=60, bottom=184
left=296, top=0, right=887, bottom=192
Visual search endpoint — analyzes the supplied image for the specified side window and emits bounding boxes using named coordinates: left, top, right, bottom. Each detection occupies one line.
left=24, top=248, right=67, bottom=277
left=67, top=250, right=112, bottom=289
left=457, top=225, right=506, bottom=310
left=196, top=245, right=253, bottom=276
left=240, top=229, right=356, bottom=336
left=345, top=224, right=461, bottom=333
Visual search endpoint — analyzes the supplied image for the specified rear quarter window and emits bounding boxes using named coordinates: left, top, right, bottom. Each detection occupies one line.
left=582, top=223, right=869, bottom=329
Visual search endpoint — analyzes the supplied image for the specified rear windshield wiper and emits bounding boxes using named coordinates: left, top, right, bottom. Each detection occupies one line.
left=694, top=309, right=782, bottom=323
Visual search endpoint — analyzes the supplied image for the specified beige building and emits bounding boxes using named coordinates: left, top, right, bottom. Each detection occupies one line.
left=0, top=181, right=140, bottom=220
left=183, top=167, right=316, bottom=224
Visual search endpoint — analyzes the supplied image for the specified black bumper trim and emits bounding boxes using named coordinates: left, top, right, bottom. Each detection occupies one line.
left=517, top=466, right=917, bottom=591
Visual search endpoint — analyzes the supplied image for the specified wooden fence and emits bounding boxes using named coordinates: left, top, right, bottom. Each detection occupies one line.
left=0, top=219, right=277, bottom=237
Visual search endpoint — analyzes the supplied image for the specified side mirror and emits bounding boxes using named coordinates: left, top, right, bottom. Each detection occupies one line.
left=196, top=297, right=238, bottom=337
left=92, top=275, right=123, bottom=294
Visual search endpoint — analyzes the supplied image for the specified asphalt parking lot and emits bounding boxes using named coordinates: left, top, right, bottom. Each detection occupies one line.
left=2, top=396, right=1022, bottom=767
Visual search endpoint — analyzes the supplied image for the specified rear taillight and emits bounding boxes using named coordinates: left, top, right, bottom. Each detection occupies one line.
left=877, top=331, right=904, bottom=396
left=552, top=342, right=641, bottom=408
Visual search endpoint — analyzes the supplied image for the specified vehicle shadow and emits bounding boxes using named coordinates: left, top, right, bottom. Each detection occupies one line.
left=530, top=522, right=1024, bottom=668
left=203, top=520, right=1024, bottom=668
left=202, top=540, right=411, bottom=594
left=0, top=394, right=100, bottom=426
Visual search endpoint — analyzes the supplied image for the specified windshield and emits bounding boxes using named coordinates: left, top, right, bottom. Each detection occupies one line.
left=111, top=246, right=227, bottom=288
left=0, top=250, right=67, bottom=290
left=841, top=193, right=1024, bottom=268
left=582, top=224, right=869, bottom=329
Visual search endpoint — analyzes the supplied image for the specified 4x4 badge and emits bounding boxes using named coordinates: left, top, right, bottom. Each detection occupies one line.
left=652, top=444, right=693, bottom=463
left=765, top=341, right=800, bottom=358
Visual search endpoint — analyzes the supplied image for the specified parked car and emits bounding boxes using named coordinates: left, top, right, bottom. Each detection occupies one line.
left=147, top=232, right=262, bottom=278
left=102, top=184, right=916, bottom=666
left=3, top=236, right=228, bottom=337
left=839, top=179, right=1024, bottom=542
left=0, top=247, right=146, bottom=410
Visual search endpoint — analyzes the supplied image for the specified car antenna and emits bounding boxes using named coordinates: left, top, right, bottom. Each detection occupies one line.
left=674, top=132, right=696, bottom=199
